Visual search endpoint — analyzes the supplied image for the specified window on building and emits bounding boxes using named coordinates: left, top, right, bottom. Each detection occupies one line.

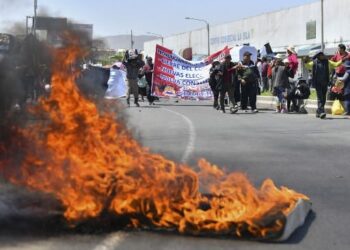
left=306, top=21, right=316, bottom=40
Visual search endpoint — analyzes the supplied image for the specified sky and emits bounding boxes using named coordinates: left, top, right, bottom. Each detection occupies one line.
left=0, top=0, right=318, bottom=38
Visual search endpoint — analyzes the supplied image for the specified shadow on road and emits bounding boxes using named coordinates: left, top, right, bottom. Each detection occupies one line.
left=324, top=117, right=349, bottom=120
left=283, top=210, right=316, bottom=244
left=158, top=104, right=212, bottom=107
left=0, top=210, right=316, bottom=247
left=137, top=106, right=161, bottom=109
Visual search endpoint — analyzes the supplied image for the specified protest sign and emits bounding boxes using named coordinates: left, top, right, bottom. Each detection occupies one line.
left=152, top=45, right=231, bottom=99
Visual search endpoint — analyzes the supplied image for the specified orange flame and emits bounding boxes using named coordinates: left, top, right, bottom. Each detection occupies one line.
left=0, top=37, right=308, bottom=240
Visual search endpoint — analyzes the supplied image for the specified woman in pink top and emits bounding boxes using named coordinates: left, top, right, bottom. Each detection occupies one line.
left=287, top=46, right=299, bottom=78
left=331, top=44, right=350, bottom=75
left=331, top=44, right=349, bottom=62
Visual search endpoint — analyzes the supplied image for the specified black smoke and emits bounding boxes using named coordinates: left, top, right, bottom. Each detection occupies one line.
left=0, top=33, right=52, bottom=121
left=0, top=27, right=110, bottom=234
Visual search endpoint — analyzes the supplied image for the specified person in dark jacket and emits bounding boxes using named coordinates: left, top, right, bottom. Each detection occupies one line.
left=261, top=56, right=269, bottom=92
left=143, top=57, right=155, bottom=105
left=123, top=50, right=145, bottom=107
left=312, top=51, right=330, bottom=119
left=218, top=55, right=239, bottom=114
left=272, top=58, right=291, bottom=113
left=209, top=61, right=221, bottom=109
left=287, top=79, right=310, bottom=113
left=237, top=52, right=260, bottom=113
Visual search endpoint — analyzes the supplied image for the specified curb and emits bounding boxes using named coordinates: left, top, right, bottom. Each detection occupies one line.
left=257, top=96, right=333, bottom=114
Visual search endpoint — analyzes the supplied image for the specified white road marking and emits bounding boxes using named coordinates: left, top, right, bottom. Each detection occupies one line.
left=163, top=108, right=196, bottom=163
left=93, top=232, right=127, bottom=250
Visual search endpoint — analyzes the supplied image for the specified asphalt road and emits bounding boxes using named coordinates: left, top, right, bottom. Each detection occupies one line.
left=1, top=99, right=349, bottom=250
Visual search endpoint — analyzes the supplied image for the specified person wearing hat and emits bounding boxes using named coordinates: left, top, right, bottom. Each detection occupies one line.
left=336, top=60, right=350, bottom=115
left=271, top=58, right=292, bottom=113
left=237, top=51, right=260, bottom=113
left=218, top=54, right=239, bottom=114
left=286, top=46, right=299, bottom=78
left=311, top=50, right=330, bottom=119
left=304, top=50, right=343, bottom=106
left=270, top=54, right=286, bottom=90
left=304, top=51, right=342, bottom=72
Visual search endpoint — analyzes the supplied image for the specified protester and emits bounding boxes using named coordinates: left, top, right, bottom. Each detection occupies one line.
left=218, top=55, right=239, bottom=114
left=209, top=61, right=221, bottom=110
left=123, top=49, right=145, bottom=107
left=305, top=54, right=342, bottom=74
left=256, top=58, right=262, bottom=94
left=261, top=57, right=269, bottom=92
left=237, top=52, right=260, bottom=113
left=267, top=58, right=274, bottom=92
left=311, top=51, right=330, bottom=119
left=270, top=55, right=282, bottom=85
left=287, top=78, right=311, bottom=113
left=329, top=65, right=346, bottom=101
left=304, top=53, right=342, bottom=104
left=272, top=58, right=292, bottom=113
left=336, top=60, right=350, bottom=115
left=331, top=44, right=350, bottom=78
left=233, top=72, right=241, bottom=105
left=331, top=44, right=350, bottom=63
left=137, top=68, right=147, bottom=102
left=143, top=57, right=155, bottom=105
left=287, top=46, right=299, bottom=78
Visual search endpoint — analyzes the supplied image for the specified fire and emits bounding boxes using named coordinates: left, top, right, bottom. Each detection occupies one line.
left=0, top=36, right=308, bottom=240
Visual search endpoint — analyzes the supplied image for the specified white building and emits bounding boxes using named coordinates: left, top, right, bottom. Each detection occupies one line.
left=144, top=0, right=350, bottom=58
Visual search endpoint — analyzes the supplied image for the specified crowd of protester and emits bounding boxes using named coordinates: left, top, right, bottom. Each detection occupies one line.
left=2, top=41, right=349, bottom=120
left=105, top=44, right=350, bottom=119
left=209, top=44, right=350, bottom=118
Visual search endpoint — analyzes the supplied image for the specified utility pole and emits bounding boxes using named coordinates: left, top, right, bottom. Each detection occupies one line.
left=147, top=32, right=164, bottom=46
left=33, top=0, right=38, bottom=36
left=321, top=0, right=325, bottom=52
left=207, top=22, right=210, bottom=55
left=185, top=17, right=210, bottom=56
left=131, top=30, right=134, bottom=49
